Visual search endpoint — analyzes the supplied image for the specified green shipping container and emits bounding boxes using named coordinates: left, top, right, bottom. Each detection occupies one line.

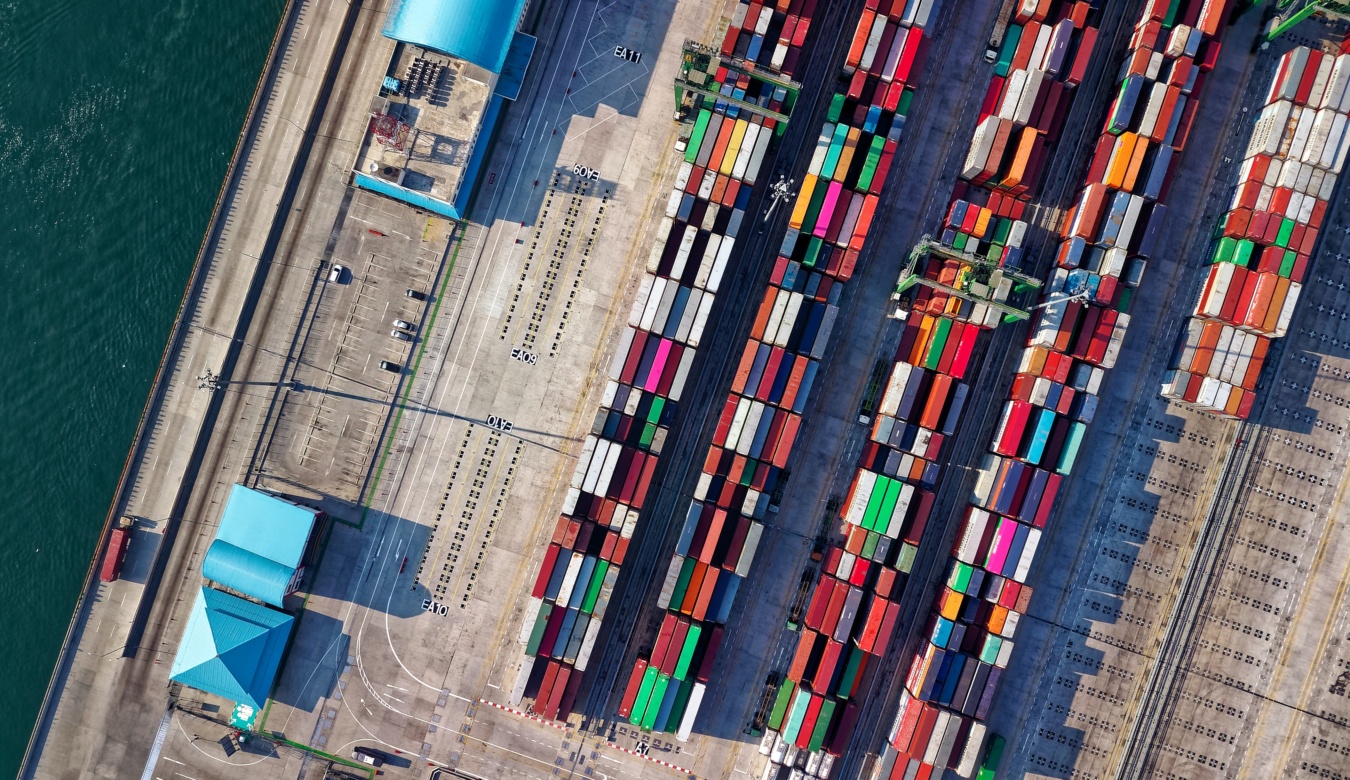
left=674, top=625, right=702, bottom=680
left=1117, top=286, right=1135, bottom=313
left=1162, top=0, right=1181, bottom=26
left=581, top=560, right=609, bottom=614
left=665, top=679, right=694, bottom=733
left=641, top=674, right=672, bottom=730
left=808, top=699, right=836, bottom=752
left=685, top=110, right=712, bottom=163
left=822, top=123, right=848, bottom=178
left=631, top=666, right=660, bottom=725
left=980, top=635, right=1003, bottom=665
left=1057, top=421, right=1086, bottom=475
left=1233, top=239, right=1255, bottom=267
left=670, top=556, right=696, bottom=610
left=647, top=397, right=665, bottom=424
left=803, top=235, right=824, bottom=268
left=768, top=680, right=796, bottom=731
left=896, top=87, right=915, bottom=117
left=953, top=232, right=969, bottom=251
left=995, top=25, right=1022, bottom=77
left=781, top=689, right=812, bottom=744
left=640, top=422, right=658, bottom=449
left=835, top=646, right=865, bottom=698
left=827, top=93, right=845, bottom=123
left=525, top=602, right=553, bottom=656
left=1280, top=249, right=1297, bottom=278
left=925, top=318, right=952, bottom=370
left=857, top=136, right=884, bottom=191
left=897, top=542, right=918, bottom=573
left=1213, top=236, right=1236, bottom=264
left=861, top=530, right=880, bottom=560
left=1276, top=218, right=1295, bottom=248
left=949, top=561, right=973, bottom=593
left=993, top=218, right=1012, bottom=246
left=861, top=477, right=888, bottom=531
left=874, top=479, right=902, bottom=532
left=802, top=183, right=830, bottom=236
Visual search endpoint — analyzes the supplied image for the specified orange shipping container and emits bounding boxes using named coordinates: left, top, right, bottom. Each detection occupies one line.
left=1123, top=136, right=1150, bottom=192
left=1105, top=133, right=1138, bottom=190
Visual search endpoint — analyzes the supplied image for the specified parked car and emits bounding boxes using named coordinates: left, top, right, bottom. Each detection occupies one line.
left=328, top=264, right=346, bottom=283
left=391, top=329, right=412, bottom=342
left=379, top=360, right=401, bottom=373
left=406, top=288, right=427, bottom=301
left=393, top=319, right=413, bottom=330
left=352, top=747, right=384, bottom=767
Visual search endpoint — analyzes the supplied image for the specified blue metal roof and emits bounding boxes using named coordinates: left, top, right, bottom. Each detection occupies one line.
left=383, top=0, right=528, bottom=73
left=202, top=541, right=296, bottom=607
left=170, top=588, right=294, bottom=710
left=202, top=485, right=318, bottom=606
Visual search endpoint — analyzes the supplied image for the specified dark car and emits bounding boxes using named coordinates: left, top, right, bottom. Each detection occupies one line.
left=379, top=360, right=401, bottom=373
left=406, top=288, right=427, bottom=301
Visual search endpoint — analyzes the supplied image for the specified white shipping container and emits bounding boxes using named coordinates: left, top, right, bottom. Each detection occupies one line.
left=732, top=122, right=761, bottom=181
left=859, top=12, right=888, bottom=73
left=962, top=115, right=1001, bottom=179
left=879, top=362, right=915, bottom=417
left=638, top=275, right=667, bottom=332
left=629, top=273, right=656, bottom=328
left=998, top=70, right=1029, bottom=121
left=808, top=129, right=832, bottom=177
left=675, top=288, right=703, bottom=344
left=554, top=552, right=585, bottom=607
left=1028, top=23, right=1052, bottom=74
left=744, top=124, right=773, bottom=187
left=1321, top=54, right=1350, bottom=110
left=846, top=470, right=878, bottom=526
left=1274, top=282, right=1302, bottom=337
left=697, top=167, right=718, bottom=200
left=881, top=27, right=908, bottom=82
left=773, top=293, right=805, bottom=348
left=956, top=509, right=991, bottom=564
left=572, top=435, right=599, bottom=489
left=725, top=397, right=753, bottom=451
left=573, top=616, right=603, bottom=671
left=1309, top=53, right=1335, bottom=108
left=736, top=523, right=764, bottom=577
left=955, top=722, right=988, bottom=778
left=1014, top=70, right=1045, bottom=126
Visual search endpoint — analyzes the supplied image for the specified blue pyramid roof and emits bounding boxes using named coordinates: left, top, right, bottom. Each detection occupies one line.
left=170, top=587, right=294, bottom=709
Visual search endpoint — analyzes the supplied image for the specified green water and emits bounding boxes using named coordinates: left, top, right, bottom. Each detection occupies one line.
left=0, top=0, right=284, bottom=771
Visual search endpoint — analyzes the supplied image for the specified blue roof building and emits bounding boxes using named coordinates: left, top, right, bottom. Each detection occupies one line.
left=382, top=0, right=528, bottom=73
left=169, top=587, right=294, bottom=710
left=201, top=485, right=320, bottom=607
left=357, top=0, right=536, bottom=220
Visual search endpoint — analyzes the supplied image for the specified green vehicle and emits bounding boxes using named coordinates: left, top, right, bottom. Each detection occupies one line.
left=977, top=734, right=1006, bottom=780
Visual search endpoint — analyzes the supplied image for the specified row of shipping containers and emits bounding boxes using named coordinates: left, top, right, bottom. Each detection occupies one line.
left=722, top=0, right=820, bottom=77
left=878, top=1, right=1233, bottom=777
left=758, top=1, right=1112, bottom=775
left=1162, top=44, right=1350, bottom=417
left=512, top=7, right=821, bottom=721
left=619, top=0, right=939, bottom=749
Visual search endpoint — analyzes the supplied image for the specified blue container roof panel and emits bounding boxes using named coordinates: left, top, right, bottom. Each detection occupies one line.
left=383, top=0, right=528, bottom=73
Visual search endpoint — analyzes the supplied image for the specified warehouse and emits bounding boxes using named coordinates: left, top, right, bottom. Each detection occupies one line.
left=201, top=484, right=323, bottom=608
left=353, top=0, right=536, bottom=218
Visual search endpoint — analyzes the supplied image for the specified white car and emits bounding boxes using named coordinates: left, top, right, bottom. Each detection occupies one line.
left=393, top=318, right=413, bottom=330
left=352, top=747, right=384, bottom=766
left=328, top=264, right=346, bottom=283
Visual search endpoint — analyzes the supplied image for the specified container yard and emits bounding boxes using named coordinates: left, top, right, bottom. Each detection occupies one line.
left=34, top=0, right=1350, bottom=778
left=513, top=5, right=815, bottom=719
left=617, top=0, right=941, bottom=748
left=1162, top=43, right=1350, bottom=417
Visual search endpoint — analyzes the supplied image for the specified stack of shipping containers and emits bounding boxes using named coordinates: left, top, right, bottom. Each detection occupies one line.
left=617, top=0, right=945, bottom=746
left=879, top=1, right=1232, bottom=777
left=722, top=0, right=819, bottom=75
left=757, top=1, right=1104, bottom=777
left=513, top=0, right=819, bottom=721
left=942, top=0, right=1101, bottom=271
left=1162, top=45, right=1350, bottom=418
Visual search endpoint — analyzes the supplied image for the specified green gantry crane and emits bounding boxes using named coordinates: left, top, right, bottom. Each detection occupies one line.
left=674, top=39, right=801, bottom=127
left=893, top=237, right=1043, bottom=323
left=1267, top=0, right=1350, bottom=39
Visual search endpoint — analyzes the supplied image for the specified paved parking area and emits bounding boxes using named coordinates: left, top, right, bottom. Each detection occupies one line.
left=256, top=191, right=450, bottom=510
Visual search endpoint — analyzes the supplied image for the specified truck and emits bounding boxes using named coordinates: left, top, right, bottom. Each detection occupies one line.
left=99, top=515, right=134, bottom=582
